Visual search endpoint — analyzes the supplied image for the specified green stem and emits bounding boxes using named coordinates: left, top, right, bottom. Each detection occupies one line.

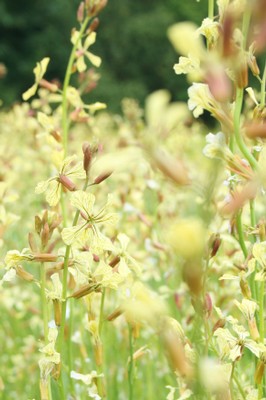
left=236, top=212, right=248, bottom=258
left=233, top=374, right=246, bottom=400
left=259, top=281, right=265, bottom=341
left=128, top=324, right=134, bottom=400
left=234, top=88, right=258, bottom=170
left=99, top=289, right=106, bottom=336
left=260, top=62, right=266, bottom=108
left=230, top=362, right=235, bottom=400
left=208, top=0, right=214, bottom=19
left=61, top=16, right=90, bottom=156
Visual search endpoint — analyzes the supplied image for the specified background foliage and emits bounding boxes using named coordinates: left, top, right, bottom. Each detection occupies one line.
left=0, top=0, right=207, bottom=111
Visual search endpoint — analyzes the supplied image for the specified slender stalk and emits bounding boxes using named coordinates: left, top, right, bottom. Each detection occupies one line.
left=128, top=324, right=134, bottom=400
left=233, top=374, right=246, bottom=400
left=260, top=62, right=266, bottom=108
left=230, top=362, right=235, bottom=400
left=99, top=289, right=106, bottom=336
left=208, top=0, right=214, bottom=19
left=61, top=16, right=90, bottom=156
left=236, top=212, right=248, bottom=258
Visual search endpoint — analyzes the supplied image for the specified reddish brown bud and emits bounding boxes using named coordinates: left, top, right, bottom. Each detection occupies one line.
left=50, top=130, right=62, bottom=143
left=58, top=174, right=76, bottom=192
left=35, top=215, right=42, bottom=235
left=107, top=307, right=123, bottom=321
left=204, top=293, right=212, bottom=318
left=209, top=233, right=222, bottom=258
left=89, top=18, right=100, bottom=33
left=109, top=255, right=120, bottom=268
left=236, top=61, right=248, bottom=89
left=212, top=318, right=226, bottom=332
left=70, top=283, right=100, bottom=299
left=94, top=171, right=112, bottom=185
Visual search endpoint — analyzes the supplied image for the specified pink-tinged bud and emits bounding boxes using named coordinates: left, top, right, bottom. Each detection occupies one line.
left=33, top=253, right=58, bottom=262
left=221, top=13, right=235, bottom=58
left=53, top=299, right=62, bottom=327
left=138, top=213, right=152, bottom=227
left=86, top=0, right=108, bottom=16
left=107, top=307, right=123, bottom=321
left=255, top=360, right=265, bottom=384
left=39, top=79, right=58, bottom=93
left=204, top=293, right=212, bottom=318
left=70, top=108, right=89, bottom=123
left=16, top=266, right=35, bottom=282
left=58, top=174, right=76, bottom=192
left=93, top=253, right=100, bottom=262
left=220, top=181, right=258, bottom=216
left=28, top=232, right=38, bottom=252
left=94, top=171, right=112, bottom=184
left=41, top=222, right=50, bottom=248
left=212, top=318, right=226, bottom=332
left=77, top=2, right=85, bottom=22
left=206, top=68, right=232, bottom=102
left=245, top=122, right=266, bottom=139
left=174, top=292, right=183, bottom=310
left=82, top=142, right=93, bottom=174
left=240, top=278, right=251, bottom=299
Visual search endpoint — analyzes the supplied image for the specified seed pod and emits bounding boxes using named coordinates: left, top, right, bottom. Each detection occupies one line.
left=58, top=174, right=76, bottom=192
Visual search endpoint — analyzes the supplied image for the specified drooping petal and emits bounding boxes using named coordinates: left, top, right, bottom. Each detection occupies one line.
left=61, top=223, right=87, bottom=246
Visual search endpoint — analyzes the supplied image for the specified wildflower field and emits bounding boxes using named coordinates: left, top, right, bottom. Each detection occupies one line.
left=2, top=0, right=266, bottom=399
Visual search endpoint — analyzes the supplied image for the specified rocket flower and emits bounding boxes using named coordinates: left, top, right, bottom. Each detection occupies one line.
left=113, top=233, right=142, bottom=278
left=61, top=190, right=118, bottom=252
left=39, top=327, right=60, bottom=380
left=71, top=30, right=101, bottom=72
left=248, top=242, right=266, bottom=282
left=35, top=155, right=86, bottom=206
left=22, top=57, right=50, bottom=101
left=214, top=324, right=265, bottom=362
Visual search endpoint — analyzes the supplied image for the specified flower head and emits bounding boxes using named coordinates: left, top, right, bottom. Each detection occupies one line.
left=71, top=30, right=101, bottom=72
left=35, top=155, right=85, bottom=206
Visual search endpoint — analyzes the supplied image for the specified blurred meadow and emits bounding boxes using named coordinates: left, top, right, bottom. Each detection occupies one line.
left=1, top=1, right=266, bottom=400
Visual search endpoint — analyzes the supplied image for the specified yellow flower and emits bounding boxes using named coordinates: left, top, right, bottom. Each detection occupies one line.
left=61, top=190, right=117, bottom=251
left=35, top=155, right=85, bottom=206
left=114, top=233, right=142, bottom=277
left=22, top=57, right=50, bottom=101
left=71, top=30, right=101, bottom=72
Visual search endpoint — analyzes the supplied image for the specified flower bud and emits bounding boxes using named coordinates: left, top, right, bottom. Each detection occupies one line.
left=16, top=266, right=35, bottom=282
left=209, top=233, right=221, bottom=258
left=53, top=299, right=62, bottom=327
left=33, top=253, right=58, bottom=262
left=28, top=232, right=38, bottom=252
left=94, top=171, right=112, bottom=184
left=255, top=360, right=265, bottom=384
left=89, top=17, right=100, bottom=33
left=107, top=307, right=123, bottom=321
left=212, top=318, right=226, bottom=333
left=41, top=222, right=50, bottom=248
left=82, top=142, right=93, bottom=175
left=77, top=2, right=85, bottom=22
left=240, top=278, right=251, bottom=299
left=58, top=174, right=76, bottom=192
left=39, top=79, right=58, bottom=93
left=35, top=215, right=42, bottom=235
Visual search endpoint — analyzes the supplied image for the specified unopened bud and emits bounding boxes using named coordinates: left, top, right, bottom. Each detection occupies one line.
left=107, top=307, right=123, bottom=321
left=39, top=79, right=58, bottom=93
left=77, top=1, right=85, bottom=22
left=89, top=18, right=100, bottom=33
left=53, top=299, right=62, bottom=326
left=94, top=171, right=112, bottom=184
left=41, top=222, right=50, bottom=248
left=212, top=318, right=226, bottom=332
left=58, top=174, right=76, bottom=192
left=248, top=318, right=260, bottom=341
left=28, top=232, right=38, bottom=252
left=240, top=278, right=251, bottom=299
left=248, top=54, right=260, bottom=76
left=209, top=233, right=221, bottom=258
left=109, top=255, right=120, bottom=268
left=82, top=142, right=93, bottom=174
left=35, top=215, right=42, bottom=235
left=33, top=253, right=58, bottom=262
left=50, top=130, right=61, bottom=143
left=71, top=283, right=100, bottom=299
left=236, top=61, right=248, bottom=89
left=204, top=293, right=212, bottom=318
left=255, top=360, right=265, bottom=384
left=245, top=122, right=266, bottom=139
left=16, top=266, right=35, bottom=282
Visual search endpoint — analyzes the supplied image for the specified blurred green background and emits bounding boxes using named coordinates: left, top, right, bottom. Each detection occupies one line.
left=0, top=0, right=207, bottom=111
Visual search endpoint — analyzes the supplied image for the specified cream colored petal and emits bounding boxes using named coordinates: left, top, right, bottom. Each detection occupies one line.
left=35, top=179, right=50, bottom=194
left=70, top=190, right=95, bottom=217
left=22, top=83, right=38, bottom=101
left=84, top=32, right=97, bottom=49
left=86, top=51, right=102, bottom=68
left=45, top=180, right=61, bottom=207
left=61, top=223, right=87, bottom=246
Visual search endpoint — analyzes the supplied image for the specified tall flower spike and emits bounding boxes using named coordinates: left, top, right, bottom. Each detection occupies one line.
left=22, top=57, right=50, bottom=101
left=35, top=155, right=86, bottom=206
left=61, top=190, right=117, bottom=251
